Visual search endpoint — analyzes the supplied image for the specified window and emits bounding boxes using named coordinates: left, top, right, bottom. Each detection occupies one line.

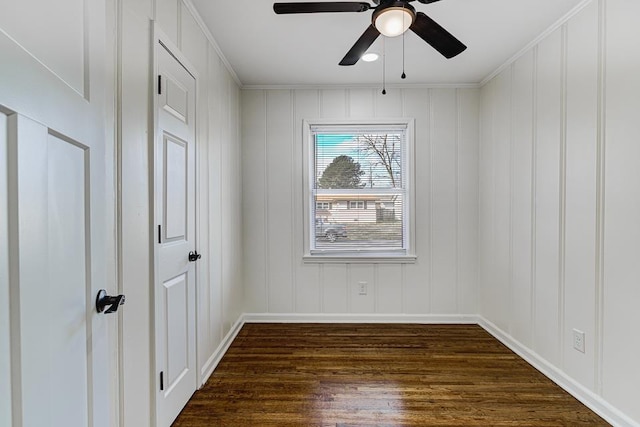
left=303, top=120, right=416, bottom=262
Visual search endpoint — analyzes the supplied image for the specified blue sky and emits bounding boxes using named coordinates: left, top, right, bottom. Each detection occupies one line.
left=316, top=134, right=355, bottom=147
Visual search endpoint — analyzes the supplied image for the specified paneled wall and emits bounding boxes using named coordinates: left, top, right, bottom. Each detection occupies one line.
left=242, top=88, right=479, bottom=316
left=479, top=0, right=640, bottom=423
left=119, top=1, right=243, bottom=425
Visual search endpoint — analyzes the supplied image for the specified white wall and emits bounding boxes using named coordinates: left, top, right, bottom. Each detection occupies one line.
left=479, top=0, right=640, bottom=424
left=119, top=0, right=243, bottom=425
left=242, top=88, right=479, bottom=316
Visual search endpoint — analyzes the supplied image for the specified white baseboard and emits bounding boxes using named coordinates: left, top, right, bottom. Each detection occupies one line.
left=243, top=312, right=479, bottom=324
left=478, top=317, right=639, bottom=427
left=199, top=315, right=245, bottom=386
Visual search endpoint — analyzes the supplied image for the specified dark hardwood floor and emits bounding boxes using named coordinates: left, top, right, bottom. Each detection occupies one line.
left=173, top=323, right=609, bottom=426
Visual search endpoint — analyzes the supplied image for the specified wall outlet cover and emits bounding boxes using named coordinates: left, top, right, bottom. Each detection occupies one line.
left=358, top=282, right=368, bottom=295
left=572, top=329, right=585, bottom=353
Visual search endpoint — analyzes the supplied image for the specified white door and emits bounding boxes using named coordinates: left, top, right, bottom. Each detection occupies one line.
left=0, top=1, right=115, bottom=426
left=154, top=40, right=198, bottom=426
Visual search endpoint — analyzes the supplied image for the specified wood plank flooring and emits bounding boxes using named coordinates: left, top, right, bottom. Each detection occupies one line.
left=173, top=324, right=609, bottom=426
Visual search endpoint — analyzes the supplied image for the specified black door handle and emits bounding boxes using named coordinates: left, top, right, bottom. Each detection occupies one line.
left=188, top=251, right=202, bottom=262
left=96, top=289, right=126, bottom=314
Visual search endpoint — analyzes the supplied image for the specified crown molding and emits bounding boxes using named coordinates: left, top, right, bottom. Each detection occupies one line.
left=241, top=83, right=481, bottom=91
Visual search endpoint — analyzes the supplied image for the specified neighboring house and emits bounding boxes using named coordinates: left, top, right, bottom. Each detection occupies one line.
left=315, top=194, right=401, bottom=224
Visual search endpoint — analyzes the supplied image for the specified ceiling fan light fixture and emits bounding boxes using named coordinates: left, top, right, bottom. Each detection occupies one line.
left=373, top=4, right=415, bottom=38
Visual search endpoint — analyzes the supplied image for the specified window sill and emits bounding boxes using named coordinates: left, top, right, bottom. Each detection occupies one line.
left=303, top=254, right=417, bottom=264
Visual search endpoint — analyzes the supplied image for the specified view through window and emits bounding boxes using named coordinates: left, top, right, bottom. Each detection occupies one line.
left=310, top=125, right=408, bottom=255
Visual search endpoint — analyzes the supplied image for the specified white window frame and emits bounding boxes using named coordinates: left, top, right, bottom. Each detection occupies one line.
left=302, top=119, right=417, bottom=263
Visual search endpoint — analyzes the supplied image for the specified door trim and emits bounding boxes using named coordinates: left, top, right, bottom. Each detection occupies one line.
left=150, top=24, right=201, bottom=426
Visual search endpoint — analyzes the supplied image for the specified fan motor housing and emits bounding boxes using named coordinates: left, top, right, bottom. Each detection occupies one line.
left=372, top=1, right=417, bottom=29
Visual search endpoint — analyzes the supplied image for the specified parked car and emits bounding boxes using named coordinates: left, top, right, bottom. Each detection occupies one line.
left=315, top=218, right=347, bottom=242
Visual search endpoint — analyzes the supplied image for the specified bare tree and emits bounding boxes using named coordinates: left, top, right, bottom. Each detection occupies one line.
left=359, top=134, right=401, bottom=188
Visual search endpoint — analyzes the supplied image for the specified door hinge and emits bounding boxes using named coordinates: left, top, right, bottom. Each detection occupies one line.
left=160, top=371, right=164, bottom=391
left=158, top=224, right=161, bottom=244
left=158, top=75, right=162, bottom=95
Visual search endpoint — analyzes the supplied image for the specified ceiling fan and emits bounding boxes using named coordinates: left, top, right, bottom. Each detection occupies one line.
left=273, top=0, right=467, bottom=66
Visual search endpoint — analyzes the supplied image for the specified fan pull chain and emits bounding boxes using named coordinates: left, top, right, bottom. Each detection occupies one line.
left=382, top=36, right=386, bottom=95
left=401, top=4, right=406, bottom=79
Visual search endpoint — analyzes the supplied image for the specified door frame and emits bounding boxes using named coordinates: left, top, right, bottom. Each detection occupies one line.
left=150, top=24, right=201, bottom=425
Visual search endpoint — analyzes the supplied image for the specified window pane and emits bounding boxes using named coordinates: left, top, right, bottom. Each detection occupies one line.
left=312, top=129, right=406, bottom=252
left=314, top=194, right=404, bottom=250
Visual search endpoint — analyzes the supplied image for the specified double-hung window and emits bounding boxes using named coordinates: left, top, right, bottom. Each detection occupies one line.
left=303, top=120, right=416, bottom=262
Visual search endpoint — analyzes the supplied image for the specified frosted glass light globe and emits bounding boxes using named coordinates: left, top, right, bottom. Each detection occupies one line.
left=374, top=8, right=413, bottom=37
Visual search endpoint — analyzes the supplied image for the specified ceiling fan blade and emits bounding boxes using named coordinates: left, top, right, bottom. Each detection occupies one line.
left=416, top=0, right=444, bottom=3
left=273, top=2, right=371, bottom=14
left=410, top=12, right=466, bottom=59
left=339, top=24, right=380, bottom=66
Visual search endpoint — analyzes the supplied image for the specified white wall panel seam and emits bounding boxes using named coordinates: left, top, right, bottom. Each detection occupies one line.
left=508, top=65, right=515, bottom=335
left=203, top=47, right=212, bottom=355
left=428, top=88, right=433, bottom=313
left=319, top=264, right=325, bottom=313
left=493, top=82, right=498, bottom=316
left=219, top=61, right=225, bottom=338
left=455, top=88, right=460, bottom=314
left=594, top=0, right=606, bottom=396
left=346, top=264, right=352, bottom=313
left=530, top=46, right=539, bottom=351
left=290, top=90, right=297, bottom=312
left=216, top=57, right=224, bottom=346
left=262, top=91, right=271, bottom=312
left=401, top=263, right=406, bottom=314
left=477, top=87, right=485, bottom=315
left=226, top=72, right=232, bottom=322
left=558, top=23, right=569, bottom=369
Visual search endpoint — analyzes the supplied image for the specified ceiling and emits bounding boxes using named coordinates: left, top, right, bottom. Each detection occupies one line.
left=190, top=0, right=585, bottom=86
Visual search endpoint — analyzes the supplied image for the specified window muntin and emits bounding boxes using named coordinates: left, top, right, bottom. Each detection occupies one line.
left=309, top=124, right=409, bottom=256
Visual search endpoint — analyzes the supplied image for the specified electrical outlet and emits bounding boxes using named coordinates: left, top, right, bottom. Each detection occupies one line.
left=573, top=329, right=585, bottom=353
left=358, top=281, right=368, bottom=295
